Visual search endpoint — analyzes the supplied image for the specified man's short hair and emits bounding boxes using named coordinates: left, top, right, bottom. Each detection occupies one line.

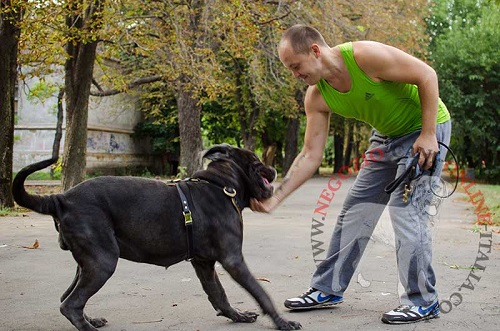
left=280, top=24, right=328, bottom=54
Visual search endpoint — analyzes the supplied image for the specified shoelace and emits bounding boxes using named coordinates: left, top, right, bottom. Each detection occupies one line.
left=302, top=288, right=316, bottom=297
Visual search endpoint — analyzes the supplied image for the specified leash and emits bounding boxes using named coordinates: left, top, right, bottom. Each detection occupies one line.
left=384, top=141, right=459, bottom=201
left=167, top=178, right=242, bottom=261
left=432, top=141, right=459, bottom=199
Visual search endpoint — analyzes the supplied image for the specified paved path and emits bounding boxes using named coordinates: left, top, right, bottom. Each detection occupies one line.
left=0, top=176, right=498, bottom=331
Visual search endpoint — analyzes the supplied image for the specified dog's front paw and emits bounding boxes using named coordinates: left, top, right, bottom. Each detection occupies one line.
left=276, top=319, right=302, bottom=330
left=217, top=309, right=259, bottom=323
left=85, top=315, right=108, bottom=328
left=235, top=310, right=259, bottom=323
left=232, top=310, right=259, bottom=323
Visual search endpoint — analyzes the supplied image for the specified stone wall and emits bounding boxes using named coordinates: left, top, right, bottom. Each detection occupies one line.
left=13, top=76, right=150, bottom=172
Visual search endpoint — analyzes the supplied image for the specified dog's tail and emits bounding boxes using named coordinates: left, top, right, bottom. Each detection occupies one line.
left=12, top=158, right=59, bottom=216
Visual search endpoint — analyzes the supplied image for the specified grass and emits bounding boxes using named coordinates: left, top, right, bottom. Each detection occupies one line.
left=456, top=183, right=499, bottom=226
left=12, top=171, right=59, bottom=181
left=27, top=172, right=56, bottom=180
left=0, top=206, right=30, bottom=217
left=473, top=183, right=500, bottom=226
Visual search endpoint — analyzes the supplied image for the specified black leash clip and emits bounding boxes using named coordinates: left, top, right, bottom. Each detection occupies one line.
left=402, top=152, right=420, bottom=203
left=385, top=141, right=458, bottom=201
left=385, top=150, right=440, bottom=203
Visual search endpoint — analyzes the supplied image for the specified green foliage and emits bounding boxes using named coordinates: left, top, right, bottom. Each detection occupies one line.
left=132, top=82, right=180, bottom=155
left=17, top=0, right=67, bottom=79
left=131, top=82, right=184, bottom=176
left=201, top=99, right=242, bottom=146
left=175, top=166, right=188, bottom=180
left=51, top=158, right=62, bottom=180
left=12, top=0, right=432, bottom=179
left=426, top=0, right=486, bottom=49
left=133, top=119, right=179, bottom=154
left=429, top=1, right=500, bottom=174
left=26, top=80, right=58, bottom=103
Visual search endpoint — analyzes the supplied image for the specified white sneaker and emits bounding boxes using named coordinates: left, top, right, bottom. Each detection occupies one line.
left=284, top=288, right=343, bottom=310
left=381, top=300, right=440, bottom=324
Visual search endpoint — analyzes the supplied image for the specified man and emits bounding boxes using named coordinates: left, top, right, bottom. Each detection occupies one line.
left=250, top=24, right=451, bottom=324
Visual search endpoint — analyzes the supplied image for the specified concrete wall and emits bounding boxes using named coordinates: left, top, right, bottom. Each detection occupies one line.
left=13, top=76, right=150, bottom=172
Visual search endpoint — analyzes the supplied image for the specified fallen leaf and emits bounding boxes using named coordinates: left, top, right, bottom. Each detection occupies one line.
left=132, top=318, right=163, bottom=324
left=22, top=239, right=39, bottom=249
left=256, top=277, right=270, bottom=283
left=443, top=262, right=480, bottom=271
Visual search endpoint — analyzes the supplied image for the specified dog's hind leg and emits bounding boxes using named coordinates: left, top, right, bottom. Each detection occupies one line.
left=61, top=266, right=80, bottom=303
left=220, top=256, right=302, bottom=330
left=191, top=259, right=258, bottom=323
left=60, top=266, right=108, bottom=329
left=60, top=247, right=118, bottom=331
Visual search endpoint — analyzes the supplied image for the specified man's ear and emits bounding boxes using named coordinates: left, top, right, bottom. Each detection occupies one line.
left=311, top=44, right=321, bottom=58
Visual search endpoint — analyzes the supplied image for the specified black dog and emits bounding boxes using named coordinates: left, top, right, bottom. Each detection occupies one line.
left=12, top=144, right=301, bottom=331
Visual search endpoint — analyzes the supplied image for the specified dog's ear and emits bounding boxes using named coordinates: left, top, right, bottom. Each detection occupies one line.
left=203, top=144, right=232, bottom=161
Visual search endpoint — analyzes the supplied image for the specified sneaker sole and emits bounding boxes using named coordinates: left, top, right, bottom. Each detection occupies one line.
left=285, top=299, right=344, bottom=311
left=381, top=313, right=439, bottom=324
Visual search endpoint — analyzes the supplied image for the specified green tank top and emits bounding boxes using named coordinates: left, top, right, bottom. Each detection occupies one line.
left=316, top=42, right=450, bottom=137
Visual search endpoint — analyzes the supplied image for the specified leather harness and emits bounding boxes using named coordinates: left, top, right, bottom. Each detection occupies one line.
left=167, top=178, right=242, bottom=261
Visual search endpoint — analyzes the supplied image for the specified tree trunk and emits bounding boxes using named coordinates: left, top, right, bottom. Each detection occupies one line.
left=333, top=132, right=344, bottom=174
left=262, top=144, right=277, bottom=166
left=332, top=116, right=345, bottom=174
left=61, top=0, right=103, bottom=191
left=283, top=116, right=299, bottom=175
left=50, top=88, right=64, bottom=178
left=177, top=77, right=203, bottom=176
left=52, top=88, right=64, bottom=159
left=0, top=0, right=21, bottom=208
left=343, top=120, right=354, bottom=168
left=283, top=88, right=304, bottom=174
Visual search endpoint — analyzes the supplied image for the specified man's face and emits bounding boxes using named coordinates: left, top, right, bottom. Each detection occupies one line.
left=278, top=41, right=321, bottom=86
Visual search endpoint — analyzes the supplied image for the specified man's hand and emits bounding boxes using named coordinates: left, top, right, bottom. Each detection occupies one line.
left=250, top=196, right=281, bottom=213
left=412, top=133, right=439, bottom=170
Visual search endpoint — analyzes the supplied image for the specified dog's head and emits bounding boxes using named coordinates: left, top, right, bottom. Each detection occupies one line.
left=200, top=144, right=276, bottom=201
